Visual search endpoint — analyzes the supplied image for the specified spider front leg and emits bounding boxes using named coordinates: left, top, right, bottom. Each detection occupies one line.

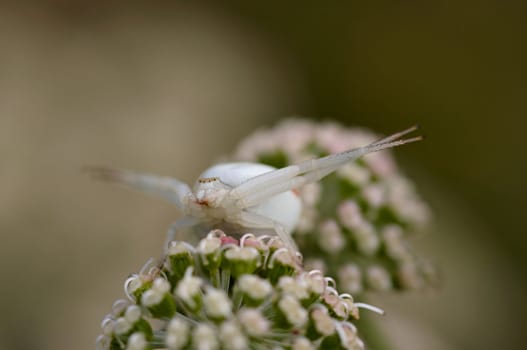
left=228, top=125, right=422, bottom=207
left=237, top=211, right=300, bottom=256
left=164, top=216, right=200, bottom=251
left=86, top=166, right=192, bottom=209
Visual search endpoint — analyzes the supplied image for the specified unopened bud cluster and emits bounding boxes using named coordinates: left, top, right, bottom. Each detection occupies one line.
left=97, top=231, right=371, bottom=350
left=232, top=119, right=437, bottom=293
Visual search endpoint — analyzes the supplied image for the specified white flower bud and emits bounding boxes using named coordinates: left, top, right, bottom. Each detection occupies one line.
left=168, top=241, right=194, bottom=255
left=238, top=308, right=270, bottom=336
left=225, top=246, right=259, bottom=262
left=220, top=321, right=247, bottom=350
left=166, top=318, right=190, bottom=350
left=292, top=336, right=315, bottom=350
left=175, top=275, right=202, bottom=307
left=366, top=265, right=392, bottom=291
left=278, top=295, right=307, bottom=327
left=278, top=276, right=309, bottom=300
left=124, top=276, right=144, bottom=300
left=153, top=277, right=170, bottom=294
left=124, top=305, right=142, bottom=324
left=101, top=316, right=114, bottom=336
left=336, top=322, right=364, bottom=350
left=354, top=223, right=380, bottom=255
left=362, top=184, right=386, bottom=208
left=382, top=225, right=410, bottom=260
left=311, top=308, right=335, bottom=335
left=303, top=271, right=326, bottom=295
left=323, top=293, right=348, bottom=319
left=318, top=220, right=345, bottom=253
left=192, top=324, right=219, bottom=350
left=338, top=200, right=363, bottom=230
left=126, top=332, right=147, bottom=350
left=198, top=235, right=222, bottom=255
left=112, top=299, right=130, bottom=316
left=204, top=288, right=232, bottom=319
left=141, top=289, right=162, bottom=307
left=238, top=275, right=272, bottom=300
left=300, top=182, right=321, bottom=206
left=338, top=264, right=363, bottom=295
left=296, top=207, right=317, bottom=234
left=96, top=335, right=110, bottom=350
left=113, top=317, right=131, bottom=335
left=337, top=163, right=370, bottom=185
left=364, top=151, right=396, bottom=177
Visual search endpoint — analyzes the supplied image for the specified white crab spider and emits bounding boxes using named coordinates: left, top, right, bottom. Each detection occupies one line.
left=89, top=125, right=421, bottom=253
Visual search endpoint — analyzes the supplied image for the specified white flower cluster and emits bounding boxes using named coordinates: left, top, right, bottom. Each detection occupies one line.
left=97, top=231, right=378, bottom=350
left=232, top=118, right=436, bottom=293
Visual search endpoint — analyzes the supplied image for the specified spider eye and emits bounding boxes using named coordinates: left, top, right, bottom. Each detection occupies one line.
left=198, top=177, right=219, bottom=183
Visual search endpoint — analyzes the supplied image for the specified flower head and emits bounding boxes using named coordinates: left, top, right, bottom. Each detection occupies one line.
left=97, top=231, right=377, bottom=350
left=231, top=118, right=437, bottom=293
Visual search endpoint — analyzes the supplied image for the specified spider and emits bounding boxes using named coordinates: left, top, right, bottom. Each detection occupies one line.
left=88, top=125, right=421, bottom=254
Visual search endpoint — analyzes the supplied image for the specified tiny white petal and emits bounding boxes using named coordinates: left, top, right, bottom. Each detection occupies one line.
left=168, top=241, right=194, bottom=255
left=220, top=321, right=247, bottom=350
left=101, top=317, right=115, bottom=336
left=311, top=308, right=335, bottom=335
left=141, top=289, right=163, bottom=307
left=292, top=336, right=314, bottom=350
left=114, top=317, right=132, bottom=335
left=124, top=276, right=143, bottom=301
left=337, top=163, right=370, bottom=186
left=318, top=220, right=345, bottom=253
left=166, top=318, right=190, bottom=350
left=338, top=264, right=363, bottom=295
left=300, top=182, right=321, bottom=206
left=238, top=308, right=270, bottom=336
left=124, top=305, right=142, bottom=324
left=96, top=335, right=111, bottom=350
left=112, top=299, right=131, bottom=316
left=238, top=275, right=272, bottom=300
left=354, top=223, right=380, bottom=255
left=296, top=207, right=317, bottom=234
left=198, top=236, right=222, bottom=255
left=303, top=271, right=326, bottom=295
left=366, top=265, right=392, bottom=291
left=338, top=200, right=364, bottom=230
left=126, top=332, right=147, bottom=350
left=176, top=276, right=202, bottom=307
left=278, top=295, right=307, bottom=327
left=362, top=184, right=386, bottom=208
left=153, top=278, right=170, bottom=294
left=204, top=288, right=232, bottom=318
left=278, top=276, right=309, bottom=300
left=192, top=324, right=219, bottom=350
left=225, top=246, right=259, bottom=261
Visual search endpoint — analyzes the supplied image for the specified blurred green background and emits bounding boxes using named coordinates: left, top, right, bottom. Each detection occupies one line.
left=1, top=1, right=525, bottom=349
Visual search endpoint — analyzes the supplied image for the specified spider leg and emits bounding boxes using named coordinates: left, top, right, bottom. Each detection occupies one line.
left=86, top=166, right=191, bottom=209
left=370, top=124, right=419, bottom=146
left=164, top=216, right=200, bottom=251
left=237, top=211, right=299, bottom=253
left=297, top=133, right=422, bottom=176
left=230, top=126, right=422, bottom=208
left=235, top=176, right=307, bottom=209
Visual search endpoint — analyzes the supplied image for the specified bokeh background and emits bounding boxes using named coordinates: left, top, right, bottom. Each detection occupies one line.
left=1, top=1, right=525, bottom=349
